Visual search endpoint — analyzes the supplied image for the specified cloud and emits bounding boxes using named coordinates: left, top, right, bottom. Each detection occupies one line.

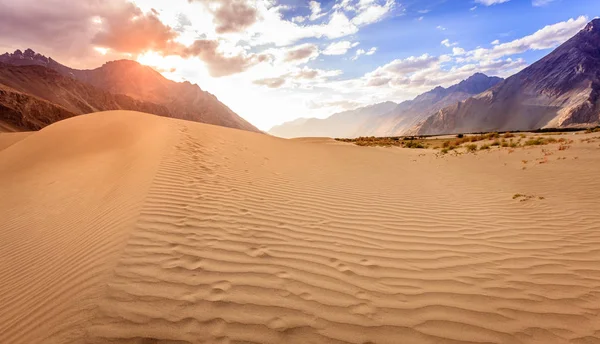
left=351, top=0, right=395, bottom=26
left=307, top=99, right=362, bottom=110
left=0, top=0, right=172, bottom=67
left=253, top=77, right=286, bottom=88
left=532, top=0, right=555, bottom=6
left=253, top=66, right=343, bottom=88
left=436, top=25, right=446, bottom=31
left=368, top=54, right=440, bottom=76
left=309, top=1, right=326, bottom=21
left=283, top=43, right=320, bottom=62
left=467, top=16, right=588, bottom=61
left=189, top=0, right=258, bottom=34
left=323, top=41, right=359, bottom=55
left=491, top=39, right=500, bottom=45
left=352, top=46, right=377, bottom=60
left=475, top=0, right=510, bottom=5
left=452, top=47, right=466, bottom=55
left=441, top=39, right=457, bottom=47
left=292, top=16, right=306, bottom=23
left=470, top=6, right=478, bottom=11
left=92, top=3, right=178, bottom=55
left=180, top=39, right=269, bottom=77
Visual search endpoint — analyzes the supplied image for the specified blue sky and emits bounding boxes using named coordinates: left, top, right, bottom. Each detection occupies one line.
left=1, top=0, right=599, bottom=130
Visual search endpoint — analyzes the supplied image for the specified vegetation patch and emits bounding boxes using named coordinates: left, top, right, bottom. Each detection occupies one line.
left=513, top=194, right=545, bottom=202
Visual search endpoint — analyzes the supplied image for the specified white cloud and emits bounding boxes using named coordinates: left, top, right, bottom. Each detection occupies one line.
left=532, top=0, right=554, bottom=6
left=452, top=47, right=466, bottom=55
left=441, top=39, right=457, bottom=47
left=292, top=16, right=306, bottom=23
left=467, top=15, right=588, bottom=61
left=417, top=16, right=424, bottom=21
left=351, top=0, right=395, bottom=26
left=436, top=25, right=446, bottom=31
left=352, top=46, right=376, bottom=60
left=470, top=6, right=478, bottom=11
left=491, top=39, right=500, bottom=45
left=323, top=41, right=360, bottom=55
left=309, top=1, right=326, bottom=21
left=475, top=0, right=510, bottom=5
left=368, top=54, right=441, bottom=77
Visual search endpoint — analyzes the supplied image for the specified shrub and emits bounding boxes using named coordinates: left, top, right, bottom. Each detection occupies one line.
left=465, top=144, right=477, bottom=152
left=491, top=140, right=500, bottom=146
left=404, top=141, right=425, bottom=149
left=503, top=132, right=515, bottom=138
left=480, top=144, right=491, bottom=150
left=456, top=133, right=464, bottom=138
left=585, top=127, right=600, bottom=133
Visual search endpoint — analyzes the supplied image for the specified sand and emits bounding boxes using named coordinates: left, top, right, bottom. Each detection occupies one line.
left=1, top=111, right=600, bottom=344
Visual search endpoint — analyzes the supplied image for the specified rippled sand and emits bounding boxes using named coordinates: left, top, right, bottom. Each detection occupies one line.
left=1, top=111, right=600, bottom=344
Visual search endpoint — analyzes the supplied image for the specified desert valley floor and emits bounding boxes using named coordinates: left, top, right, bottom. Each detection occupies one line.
left=1, top=111, right=600, bottom=344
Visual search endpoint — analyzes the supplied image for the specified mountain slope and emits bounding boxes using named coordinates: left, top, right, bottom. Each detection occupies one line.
left=269, top=73, right=502, bottom=139
left=0, top=63, right=170, bottom=131
left=268, top=102, right=397, bottom=138
left=0, top=49, right=261, bottom=133
left=359, top=73, right=503, bottom=136
left=411, top=19, right=600, bottom=135
left=0, top=83, right=76, bottom=132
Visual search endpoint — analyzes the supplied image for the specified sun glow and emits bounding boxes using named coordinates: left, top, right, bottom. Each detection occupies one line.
left=136, top=51, right=181, bottom=73
left=93, top=47, right=109, bottom=55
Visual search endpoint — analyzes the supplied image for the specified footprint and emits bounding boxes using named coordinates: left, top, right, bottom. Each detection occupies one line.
left=359, top=259, right=378, bottom=269
left=299, top=292, right=313, bottom=301
left=276, top=271, right=291, bottom=279
left=208, top=318, right=227, bottom=336
left=212, top=337, right=230, bottom=344
left=350, top=303, right=376, bottom=317
left=267, top=317, right=288, bottom=332
left=247, top=246, right=270, bottom=258
left=208, top=280, right=232, bottom=301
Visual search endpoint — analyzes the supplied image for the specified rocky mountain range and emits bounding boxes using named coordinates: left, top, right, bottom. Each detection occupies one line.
left=0, top=49, right=260, bottom=133
left=270, top=19, right=600, bottom=138
left=269, top=73, right=503, bottom=138
left=410, top=18, right=600, bottom=135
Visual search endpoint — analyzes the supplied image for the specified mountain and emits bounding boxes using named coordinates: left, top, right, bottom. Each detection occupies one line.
left=268, top=102, right=397, bottom=138
left=0, top=63, right=172, bottom=131
left=358, top=73, right=503, bottom=137
left=0, top=49, right=260, bottom=133
left=268, top=73, right=502, bottom=138
left=411, top=19, right=600, bottom=135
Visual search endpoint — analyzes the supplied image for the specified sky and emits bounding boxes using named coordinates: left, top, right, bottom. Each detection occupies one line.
left=0, top=0, right=599, bottom=130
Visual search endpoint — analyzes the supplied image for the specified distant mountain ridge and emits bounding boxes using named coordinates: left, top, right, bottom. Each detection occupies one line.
left=359, top=73, right=503, bottom=137
left=269, top=73, right=502, bottom=138
left=268, top=102, right=397, bottom=138
left=410, top=19, right=600, bottom=135
left=0, top=49, right=260, bottom=133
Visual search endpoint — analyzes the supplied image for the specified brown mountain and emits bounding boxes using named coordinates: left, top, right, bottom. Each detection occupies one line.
left=0, top=49, right=260, bottom=133
left=0, top=63, right=171, bottom=131
left=268, top=102, right=397, bottom=138
left=411, top=19, right=600, bottom=135
left=359, top=73, right=503, bottom=136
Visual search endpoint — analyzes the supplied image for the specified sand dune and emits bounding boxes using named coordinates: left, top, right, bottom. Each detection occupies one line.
left=1, top=111, right=600, bottom=343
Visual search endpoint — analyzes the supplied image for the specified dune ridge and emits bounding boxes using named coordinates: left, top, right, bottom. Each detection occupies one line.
left=1, top=111, right=600, bottom=343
